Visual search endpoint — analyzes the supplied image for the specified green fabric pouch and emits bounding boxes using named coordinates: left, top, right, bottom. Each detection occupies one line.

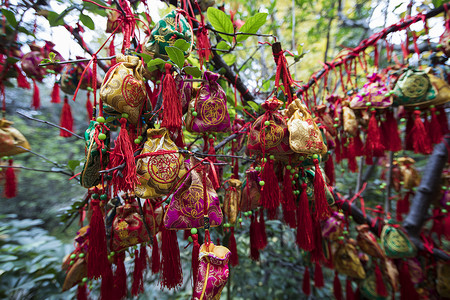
left=392, top=68, right=436, bottom=107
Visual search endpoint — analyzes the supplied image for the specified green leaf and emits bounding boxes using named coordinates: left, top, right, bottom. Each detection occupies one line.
left=48, top=52, right=56, bottom=61
left=236, top=13, right=268, bottom=42
left=105, top=116, right=116, bottom=123
left=247, top=101, right=260, bottom=112
left=147, top=58, right=167, bottom=72
left=79, top=13, right=95, bottom=30
left=222, top=53, right=236, bottom=66
left=47, top=11, right=65, bottom=26
left=134, top=52, right=154, bottom=64
left=207, top=7, right=234, bottom=42
left=6, top=57, right=19, bottom=64
left=1, top=9, right=17, bottom=27
left=67, top=160, right=80, bottom=171
left=183, top=66, right=202, bottom=78
left=174, top=39, right=190, bottom=52
left=166, top=46, right=185, bottom=69
left=216, top=41, right=231, bottom=53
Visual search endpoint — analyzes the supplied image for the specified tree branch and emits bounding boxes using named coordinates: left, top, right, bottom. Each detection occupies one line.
left=0, top=164, right=74, bottom=177
left=17, top=111, right=84, bottom=140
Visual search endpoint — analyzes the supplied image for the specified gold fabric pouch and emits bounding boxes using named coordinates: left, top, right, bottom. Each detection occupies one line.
left=223, top=179, right=242, bottom=224
left=334, top=242, right=366, bottom=279
left=100, top=53, right=148, bottom=124
left=397, top=157, right=420, bottom=190
left=135, top=128, right=186, bottom=198
left=0, top=119, right=30, bottom=156
left=343, top=106, right=358, bottom=136
left=287, top=98, right=327, bottom=155
left=356, top=224, right=385, bottom=259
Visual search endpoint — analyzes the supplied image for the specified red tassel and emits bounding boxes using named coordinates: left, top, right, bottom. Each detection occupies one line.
left=260, top=158, right=280, bottom=211
left=399, top=260, right=420, bottom=300
left=324, top=155, right=335, bottom=185
left=5, top=159, right=17, bottom=198
left=313, top=159, right=330, bottom=220
left=110, top=118, right=138, bottom=193
left=431, top=209, right=445, bottom=242
left=353, top=131, right=364, bottom=156
left=191, top=233, right=200, bottom=287
left=86, top=93, right=93, bottom=121
left=404, top=111, right=415, bottom=151
left=282, top=167, right=296, bottom=228
left=249, top=214, right=260, bottom=261
left=365, top=110, right=385, bottom=159
left=383, top=110, right=402, bottom=152
left=160, top=226, right=183, bottom=289
left=232, top=158, right=239, bottom=179
left=131, top=249, right=144, bottom=296
left=437, top=105, right=448, bottom=134
left=374, top=262, right=388, bottom=297
left=60, top=96, right=74, bottom=137
left=335, top=135, right=342, bottom=163
left=32, top=79, right=40, bottom=109
left=100, top=266, right=114, bottom=300
left=411, top=109, right=432, bottom=154
left=302, top=266, right=311, bottom=295
left=87, top=199, right=109, bottom=279
left=14, top=64, right=31, bottom=89
left=296, top=183, right=314, bottom=251
left=429, top=106, right=443, bottom=144
left=258, top=210, right=268, bottom=249
left=77, top=284, right=88, bottom=300
left=51, top=82, right=61, bottom=103
left=282, top=202, right=297, bottom=228
left=229, top=227, right=239, bottom=266
left=151, top=234, right=161, bottom=274
left=346, top=278, right=355, bottom=300
left=113, top=252, right=127, bottom=300
left=314, top=262, right=324, bottom=288
left=161, top=64, right=182, bottom=133
left=310, top=218, right=325, bottom=263
left=347, top=139, right=358, bottom=173
left=333, top=272, right=343, bottom=300
left=197, top=27, right=212, bottom=67
left=109, top=36, right=116, bottom=66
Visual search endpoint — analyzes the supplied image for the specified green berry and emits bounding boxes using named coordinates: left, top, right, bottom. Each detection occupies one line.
left=96, top=116, right=105, bottom=123
left=333, top=124, right=339, bottom=128
left=334, top=117, right=339, bottom=122
left=192, top=111, right=198, bottom=117
left=190, top=228, right=198, bottom=235
left=294, top=174, right=299, bottom=178
left=70, top=254, right=76, bottom=259
left=290, top=169, right=295, bottom=174
left=269, top=155, right=275, bottom=160
left=100, top=194, right=108, bottom=201
left=138, top=135, right=143, bottom=141
left=92, top=193, right=99, bottom=199
left=338, top=236, right=344, bottom=240
left=101, top=148, right=107, bottom=154
left=343, top=230, right=349, bottom=235
left=79, top=253, right=85, bottom=258
left=312, top=154, right=318, bottom=160
left=365, top=102, right=371, bottom=107
left=370, top=107, right=376, bottom=112
left=188, top=236, right=193, bottom=243
left=110, top=251, right=115, bottom=256
left=436, top=111, right=441, bottom=115
left=121, top=113, right=129, bottom=119
left=134, top=138, right=141, bottom=144
left=259, top=181, right=265, bottom=186
left=98, top=133, right=107, bottom=140
left=244, top=212, right=249, bottom=216
left=446, top=202, right=450, bottom=206
left=248, top=211, right=252, bottom=215
left=400, top=118, right=406, bottom=122
left=82, top=277, right=88, bottom=283
left=262, top=158, right=267, bottom=163
left=70, top=260, right=74, bottom=265
left=292, top=180, right=296, bottom=185
left=264, top=121, right=270, bottom=126
left=437, top=43, right=443, bottom=48
left=255, top=167, right=261, bottom=172
left=238, top=218, right=243, bottom=222
left=443, top=186, right=448, bottom=191
left=233, top=139, right=237, bottom=142
left=191, top=107, right=195, bottom=112
left=442, top=209, right=448, bottom=213
left=286, top=165, right=292, bottom=170
left=208, top=134, right=214, bottom=139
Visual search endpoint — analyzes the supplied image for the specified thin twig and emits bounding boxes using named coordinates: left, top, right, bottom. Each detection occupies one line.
left=17, top=111, right=84, bottom=140
left=39, top=56, right=116, bottom=67
left=206, top=25, right=277, bottom=40
left=0, top=165, right=74, bottom=177
left=16, top=145, right=62, bottom=168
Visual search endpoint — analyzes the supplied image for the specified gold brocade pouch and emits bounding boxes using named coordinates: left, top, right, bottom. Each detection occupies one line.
left=223, top=179, right=242, bottom=224
left=437, top=262, right=450, bottom=298
left=383, top=259, right=399, bottom=292
left=356, top=224, right=385, bottom=259
left=333, top=242, right=366, bottom=279
left=240, top=167, right=261, bottom=212
left=397, top=157, right=420, bottom=190
left=80, top=121, right=110, bottom=188
left=135, top=128, right=186, bottom=198
left=286, top=98, right=327, bottom=155
left=0, top=119, right=30, bottom=156
left=343, top=106, right=358, bottom=137
left=100, top=53, right=148, bottom=125
left=381, top=222, right=416, bottom=259
left=111, top=200, right=150, bottom=252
